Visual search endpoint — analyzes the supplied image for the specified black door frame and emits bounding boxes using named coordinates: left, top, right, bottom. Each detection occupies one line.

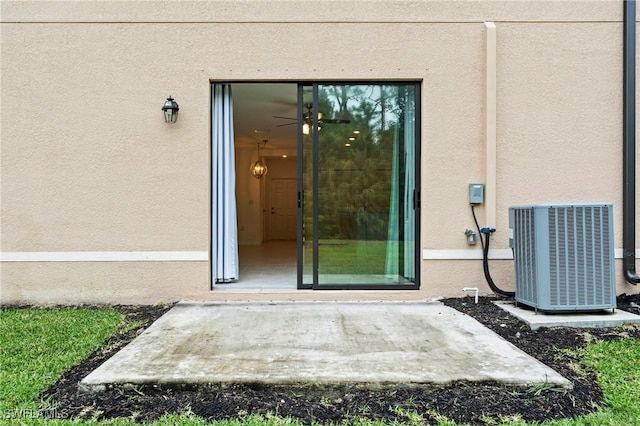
left=296, top=81, right=421, bottom=290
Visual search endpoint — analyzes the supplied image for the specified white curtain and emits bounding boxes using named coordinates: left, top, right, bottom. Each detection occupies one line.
left=403, top=91, right=416, bottom=281
left=385, top=122, right=400, bottom=278
left=212, top=84, right=239, bottom=283
left=385, top=87, right=416, bottom=281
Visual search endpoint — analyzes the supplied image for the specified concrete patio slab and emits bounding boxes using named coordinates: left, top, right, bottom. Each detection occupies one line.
left=80, top=301, right=570, bottom=392
left=495, top=301, right=640, bottom=331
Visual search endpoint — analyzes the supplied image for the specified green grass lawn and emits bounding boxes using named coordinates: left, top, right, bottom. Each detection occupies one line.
left=1, top=307, right=638, bottom=425
left=304, top=240, right=392, bottom=275
left=0, top=308, right=123, bottom=412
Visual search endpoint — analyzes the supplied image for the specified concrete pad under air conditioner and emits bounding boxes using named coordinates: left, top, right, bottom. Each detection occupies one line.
left=495, top=301, right=640, bottom=331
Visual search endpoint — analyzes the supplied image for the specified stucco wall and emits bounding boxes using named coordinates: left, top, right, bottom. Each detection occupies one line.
left=1, top=0, right=638, bottom=304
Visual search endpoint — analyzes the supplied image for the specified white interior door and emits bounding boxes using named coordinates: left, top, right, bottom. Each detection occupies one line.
left=270, top=178, right=297, bottom=240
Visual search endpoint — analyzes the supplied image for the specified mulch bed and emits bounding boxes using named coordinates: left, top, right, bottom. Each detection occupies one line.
left=36, top=294, right=640, bottom=425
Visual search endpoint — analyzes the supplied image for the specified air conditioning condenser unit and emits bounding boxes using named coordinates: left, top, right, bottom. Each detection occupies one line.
left=508, top=203, right=616, bottom=312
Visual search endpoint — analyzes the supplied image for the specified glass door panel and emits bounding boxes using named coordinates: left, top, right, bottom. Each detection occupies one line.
left=298, top=83, right=419, bottom=289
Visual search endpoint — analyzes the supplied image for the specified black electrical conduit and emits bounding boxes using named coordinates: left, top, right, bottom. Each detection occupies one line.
left=471, top=205, right=515, bottom=298
left=624, top=0, right=640, bottom=284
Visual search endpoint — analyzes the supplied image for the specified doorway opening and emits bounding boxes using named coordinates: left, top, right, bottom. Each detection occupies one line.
left=211, top=82, right=420, bottom=290
left=227, top=83, right=299, bottom=290
left=236, top=160, right=298, bottom=290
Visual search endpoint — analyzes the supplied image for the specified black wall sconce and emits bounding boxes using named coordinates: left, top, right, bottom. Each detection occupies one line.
left=162, top=96, right=179, bottom=123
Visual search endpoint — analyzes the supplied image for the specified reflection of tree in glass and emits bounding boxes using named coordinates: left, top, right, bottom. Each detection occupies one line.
left=316, top=85, right=405, bottom=240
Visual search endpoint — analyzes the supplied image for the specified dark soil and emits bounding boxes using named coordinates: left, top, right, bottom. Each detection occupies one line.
left=37, top=294, right=640, bottom=425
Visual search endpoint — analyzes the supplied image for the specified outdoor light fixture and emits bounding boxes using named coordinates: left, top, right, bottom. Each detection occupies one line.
left=251, top=140, right=268, bottom=179
left=161, top=96, right=179, bottom=123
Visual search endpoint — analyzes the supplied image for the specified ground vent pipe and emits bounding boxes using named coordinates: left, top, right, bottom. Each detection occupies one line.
left=623, top=0, right=640, bottom=284
left=462, top=287, right=479, bottom=304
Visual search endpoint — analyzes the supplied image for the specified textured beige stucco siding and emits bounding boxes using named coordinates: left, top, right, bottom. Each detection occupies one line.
left=0, top=1, right=621, bottom=24
left=1, top=0, right=638, bottom=304
left=0, top=262, right=208, bottom=305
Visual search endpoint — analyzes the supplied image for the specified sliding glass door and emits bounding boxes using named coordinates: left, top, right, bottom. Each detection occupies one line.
left=298, top=83, right=420, bottom=289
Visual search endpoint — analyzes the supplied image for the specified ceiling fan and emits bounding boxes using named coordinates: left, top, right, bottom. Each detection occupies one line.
left=273, top=103, right=350, bottom=130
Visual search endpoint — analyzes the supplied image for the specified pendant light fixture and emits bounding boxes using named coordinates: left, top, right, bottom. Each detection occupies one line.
left=251, top=140, right=268, bottom=179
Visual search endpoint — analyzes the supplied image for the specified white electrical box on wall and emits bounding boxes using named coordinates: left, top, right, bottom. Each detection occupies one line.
left=469, top=183, right=484, bottom=204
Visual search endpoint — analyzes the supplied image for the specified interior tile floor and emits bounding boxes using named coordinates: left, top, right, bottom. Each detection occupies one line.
left=213, top=240, right=414, bottom=291
left=213, top=241, right=297, bottom=291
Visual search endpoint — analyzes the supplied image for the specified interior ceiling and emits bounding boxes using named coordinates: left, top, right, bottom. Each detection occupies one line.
left=232, top=83, right=298, bottom=154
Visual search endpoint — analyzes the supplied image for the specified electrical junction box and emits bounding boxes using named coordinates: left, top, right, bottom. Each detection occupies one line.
left=469, top=183, right=484, bottom=204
